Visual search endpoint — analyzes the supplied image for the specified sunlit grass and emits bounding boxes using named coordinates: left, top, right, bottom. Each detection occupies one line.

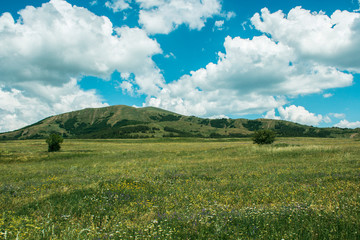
left=0, top=138, right=359, bottom=239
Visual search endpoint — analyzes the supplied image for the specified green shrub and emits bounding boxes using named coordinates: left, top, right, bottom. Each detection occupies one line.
left=46, top=134, right=64, bottom=152
left=252, top=129, right=276, bottom=145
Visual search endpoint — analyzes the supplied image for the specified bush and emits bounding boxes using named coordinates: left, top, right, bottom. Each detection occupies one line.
left=46, top=134, right=64, bottom=152
left=252, top=129, right=276, bottom=145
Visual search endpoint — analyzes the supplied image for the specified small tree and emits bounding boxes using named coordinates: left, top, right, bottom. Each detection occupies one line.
left=46, top=133, right=64, bottom=152
left=252, top=129, right=276, bottom=145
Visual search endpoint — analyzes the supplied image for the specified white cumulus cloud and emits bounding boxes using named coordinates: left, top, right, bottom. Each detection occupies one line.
left=278, top=105, right=324, bottom=126
left=145, top=33, right=352, bottom=117
left=263, top=109, right=281, bottom=120
left=141, top=7, right=359, bottom=122
left=251, top=7, right=360, bottom=71
left=0, top=79, right=108, bottom=132
left=137, top=0, right=222, bottom=34
left=0, top=0, right=163, bottom=91
left=106, top=0, right=224, bottom=34
left=0, top=0, right=164, bottom=132
left=264, top=105, right=324, bottom=126
left=334, top=119, right=360, bottom=129
left=105, top=0, right=131, bottom=12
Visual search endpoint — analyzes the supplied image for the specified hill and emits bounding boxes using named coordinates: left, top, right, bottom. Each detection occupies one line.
left=0, top=105, right=359, bottom=140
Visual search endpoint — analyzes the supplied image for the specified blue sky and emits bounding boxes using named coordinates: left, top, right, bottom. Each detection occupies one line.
left=1, top=0, right=360, bottom=132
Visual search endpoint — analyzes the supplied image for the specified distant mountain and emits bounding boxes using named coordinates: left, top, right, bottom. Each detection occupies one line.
left=0, top=105, right=359, bottom=140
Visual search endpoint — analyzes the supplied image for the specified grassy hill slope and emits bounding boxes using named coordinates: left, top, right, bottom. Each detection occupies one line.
left=0, top=105, right=359, bottom=139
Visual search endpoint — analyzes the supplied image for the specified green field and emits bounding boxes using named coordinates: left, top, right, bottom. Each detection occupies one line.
left=0, top=138, right=359, bottom=239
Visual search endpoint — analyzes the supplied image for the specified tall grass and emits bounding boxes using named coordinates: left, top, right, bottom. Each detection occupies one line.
left=0, top=138, right=359, bottom=239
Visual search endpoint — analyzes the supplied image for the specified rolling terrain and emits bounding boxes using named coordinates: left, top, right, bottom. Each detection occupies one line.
left=0, top=105, right=359, bottom=139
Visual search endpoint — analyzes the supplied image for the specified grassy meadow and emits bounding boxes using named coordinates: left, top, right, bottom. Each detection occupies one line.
left=0, top=138, right=359, bottom=239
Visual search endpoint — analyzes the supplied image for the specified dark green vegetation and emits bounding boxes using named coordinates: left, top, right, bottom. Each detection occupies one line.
left=0, top=138, right=359, bottom=239
left=46, top=133, right=64, bottom=152
left=0, top=105, right=359, bottom=140
left=252, top=129, right=276, bottom=145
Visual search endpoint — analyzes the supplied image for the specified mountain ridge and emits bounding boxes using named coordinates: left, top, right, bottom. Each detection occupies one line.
left=0, top=105, right=359, bottom=140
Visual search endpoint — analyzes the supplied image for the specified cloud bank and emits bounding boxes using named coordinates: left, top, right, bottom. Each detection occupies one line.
left=106, top=0, right=223, bottom=34
left=264, top=105, right=327, bottom=126
left=144, top=7, right=360, bottom=125
left=334, top=120, right=360, bottom=129
left=251, top=7, right=360, bottom=71
left=0, top=0, right=163, bottom=132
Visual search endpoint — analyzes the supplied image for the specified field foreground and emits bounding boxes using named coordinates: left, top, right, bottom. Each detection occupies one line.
left=0, top=138, right=359, bottom=239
